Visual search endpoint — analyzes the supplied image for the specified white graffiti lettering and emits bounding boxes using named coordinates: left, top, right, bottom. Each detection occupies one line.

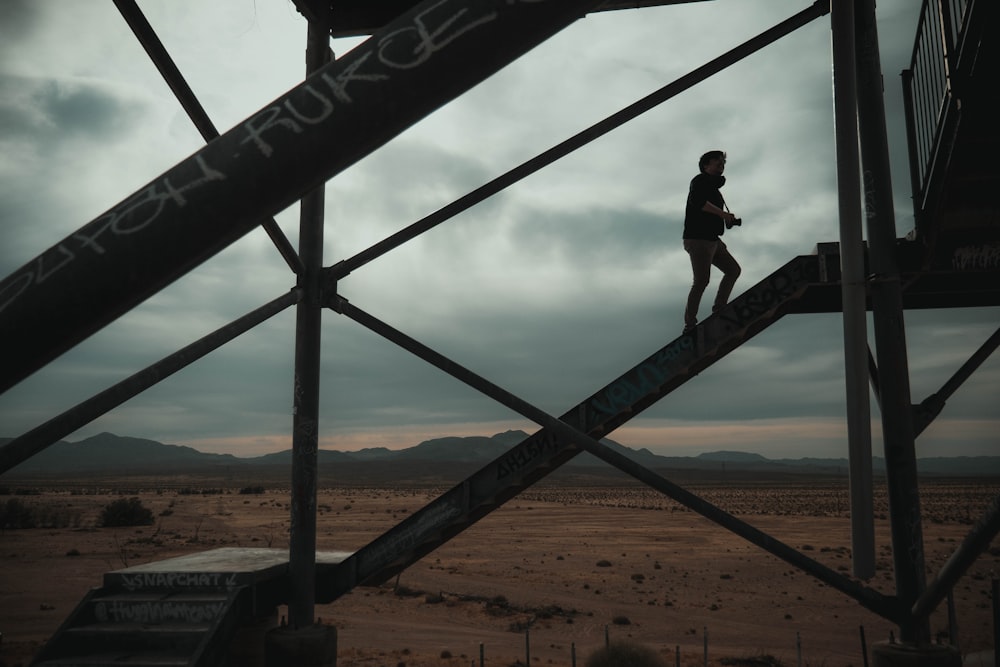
left=377, top=1, right=497, bottom=70
left=95, top=600, right=227, bottom=624
left=118, top=571, right=239, bottom=591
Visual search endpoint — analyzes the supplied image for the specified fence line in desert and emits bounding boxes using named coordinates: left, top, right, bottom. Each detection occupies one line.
left=467, top=623, right=873, bottom=667
left=455, top=577, right=1000, bottom=667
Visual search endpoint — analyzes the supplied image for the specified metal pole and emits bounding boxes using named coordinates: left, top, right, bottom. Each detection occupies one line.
left=0, top=0, right=602, bottom=395
left=854, top=0, right=929, bottom=644
left=831, top=0, right=875, bottom=581
left=947, top=590, right=959, bottom=651
left=0, top=289, right=299, bottom=475
left=288, top=20, right=330, bottom=630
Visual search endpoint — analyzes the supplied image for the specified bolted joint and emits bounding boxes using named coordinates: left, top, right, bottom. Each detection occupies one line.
left=319, top=267, right=339, bottom=310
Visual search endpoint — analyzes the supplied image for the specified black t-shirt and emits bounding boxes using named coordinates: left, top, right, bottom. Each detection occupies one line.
left=683, top=173, right=726, bottom=240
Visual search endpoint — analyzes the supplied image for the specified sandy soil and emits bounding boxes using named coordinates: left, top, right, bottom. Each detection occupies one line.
left=1, top=479, right=997, bottom=667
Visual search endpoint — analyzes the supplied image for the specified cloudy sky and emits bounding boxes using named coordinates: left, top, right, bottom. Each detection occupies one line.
left=1, top=0, right=996, bottom=462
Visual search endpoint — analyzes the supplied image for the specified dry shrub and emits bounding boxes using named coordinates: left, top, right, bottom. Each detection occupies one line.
left=585, top=640, right=667, bottom=667
left=99, top=497, right=154, bottom=527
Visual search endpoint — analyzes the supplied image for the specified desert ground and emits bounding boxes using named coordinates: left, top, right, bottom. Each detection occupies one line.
left=1, top=474, right=997, bottom=667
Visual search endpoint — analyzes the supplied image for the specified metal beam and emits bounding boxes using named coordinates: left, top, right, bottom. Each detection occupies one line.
left=913, top=326, right=1000, bottom=436
left=855, top=0, right=929, bottom=644
left=831, top=0, right=875, bottom=581
left=328, top=293, right=899, bottom=622
left=0, top=289, right=300, bottom=475
left=0, top=0, right=604, bottom=395
left=287, top=20, right=331, bottom=630
left=911, top=493, right=1000, bottom=621
left=293, top=0, right=714, bottom=38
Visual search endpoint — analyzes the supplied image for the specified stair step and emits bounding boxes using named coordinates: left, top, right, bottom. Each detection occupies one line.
left=67, top=622, right=212, bottom=635
left=57, top=622, right=210, bottom=655
left=88, top=592, right=230, bottom=624
left=34, top=650, right=192, bottom=667
left=94, top=592, right=230, bottom=602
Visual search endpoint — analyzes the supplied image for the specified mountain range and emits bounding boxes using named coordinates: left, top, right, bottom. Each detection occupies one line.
left=2, top=431, right=998, bottom=477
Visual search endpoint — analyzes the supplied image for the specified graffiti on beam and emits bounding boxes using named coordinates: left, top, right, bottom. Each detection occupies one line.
left=588, top=336, right=694, bottom=420
left=356, top=498, right=462, bottom=577
left=0, top=0, right=525, bottom=317
left=0, top=156, right=224, bottom=315
left=240, top=1, right=502, bottom=159
left=587, top=259, right=811, bottom=423
left=714, top=262, right=807, bottom=332
left=495, top=428, right=564, bottom=481
left=953, top=244, right=1000, bottom=270
left=94, top=599, right=227, bottom=624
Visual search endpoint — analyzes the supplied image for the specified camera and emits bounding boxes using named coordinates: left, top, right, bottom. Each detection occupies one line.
left=725, top=217, right=742, bottom=229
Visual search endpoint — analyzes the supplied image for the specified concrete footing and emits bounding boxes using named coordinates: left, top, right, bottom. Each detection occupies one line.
left=265, top=624, right=338, bottom=667
left=229, top=609, right=279, bottom=667
left=871, top=641, right=962, bottom=667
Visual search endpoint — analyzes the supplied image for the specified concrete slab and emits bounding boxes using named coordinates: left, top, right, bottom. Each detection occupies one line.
left=104, top=548, right=353, bottom=590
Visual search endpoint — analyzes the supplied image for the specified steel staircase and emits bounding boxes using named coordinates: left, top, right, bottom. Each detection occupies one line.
left=29, top=237, right=999, bottom=664
left=316, top=250, right=826, bottom=603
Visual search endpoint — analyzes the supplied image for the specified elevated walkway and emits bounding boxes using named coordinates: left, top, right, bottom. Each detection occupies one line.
left=904, top=0, right=1000, bottom=268
left=32, top=237, right=998, bottom=665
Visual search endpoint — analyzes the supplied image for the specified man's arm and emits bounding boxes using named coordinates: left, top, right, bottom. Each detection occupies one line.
left=701, top=201, right=736, bottom=223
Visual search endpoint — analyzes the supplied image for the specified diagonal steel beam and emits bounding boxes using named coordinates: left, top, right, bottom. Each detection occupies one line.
left=317, top=256, right=825, bottom=606
left=0, top=0, right=603, bottom=395
left=327, top=292, right=899, bottom=622
left=911, top=492, right=1000, bottom=621
left=912, top=326, right=1000, bottom=436
left=0, top=289, right=300, bottom=475
left=113, top=0, right=304, bottom=276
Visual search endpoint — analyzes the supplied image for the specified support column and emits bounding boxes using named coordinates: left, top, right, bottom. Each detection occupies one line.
left=288, top=19, right=331, bottom=631
left=854, top=0, right=928, bottom=645
left=270, top=17, right=339, bottom=667
left=831, top=0, right=875, bottom=581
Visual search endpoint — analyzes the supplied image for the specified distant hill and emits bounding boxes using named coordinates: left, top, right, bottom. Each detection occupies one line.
left=2, top=431, right=998, bottom=477
left=698, top=451, right=769, bottom=463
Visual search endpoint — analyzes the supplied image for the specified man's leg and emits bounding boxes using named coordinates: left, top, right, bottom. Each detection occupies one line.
left=683, top=239, right=715, bottom=331
left=711, top=240, right=741, bottom=311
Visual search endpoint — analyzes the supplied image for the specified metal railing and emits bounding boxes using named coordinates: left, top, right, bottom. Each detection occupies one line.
left=902, top=0, right=971, bottom=220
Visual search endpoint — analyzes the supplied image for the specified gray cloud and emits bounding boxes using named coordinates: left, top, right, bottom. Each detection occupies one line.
left=1, top=0, right=995, bottom=460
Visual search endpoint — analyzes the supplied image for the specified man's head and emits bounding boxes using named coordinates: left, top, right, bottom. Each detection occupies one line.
left=699, top=150, right=727, bottom=175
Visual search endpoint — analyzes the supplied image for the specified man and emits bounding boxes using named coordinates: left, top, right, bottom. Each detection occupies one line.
left=682, top=150, right=741, bottom=334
